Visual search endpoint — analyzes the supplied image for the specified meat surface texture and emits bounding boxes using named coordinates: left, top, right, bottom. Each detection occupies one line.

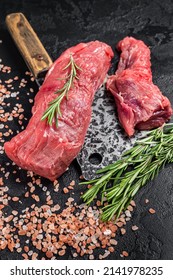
left=107, top=37, right=172, bottom=136
left=4, top=41, right=113, bottom=181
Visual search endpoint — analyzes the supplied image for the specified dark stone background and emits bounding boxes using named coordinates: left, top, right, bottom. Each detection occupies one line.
left=0, top=0, right=173, bottom=260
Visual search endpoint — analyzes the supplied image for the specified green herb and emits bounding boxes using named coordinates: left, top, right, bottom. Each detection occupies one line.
left=81, top=124, right=173, bottom=222
left=41, top=54, right=81, bottom=127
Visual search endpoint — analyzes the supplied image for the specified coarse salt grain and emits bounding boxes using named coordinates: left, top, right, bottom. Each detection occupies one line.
left=120, top=228, right=126, bottom=235
left=132, top=225, right=139, bottom=231
left=28, top=250, right=33, bottom=256
left=63, top=187, right=69, bottom=194
left=12, top=197, right=19, bottom=202
left=122, top=250, right=129, bottom=257
left=125, top=210, right=131, bottom=217
left=103, top=229, right=112, bottom=236
left=149, top=208, right=156, bottom=214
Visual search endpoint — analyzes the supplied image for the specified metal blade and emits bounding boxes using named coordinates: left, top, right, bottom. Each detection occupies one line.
left=77, top=84, right=146, bottom=180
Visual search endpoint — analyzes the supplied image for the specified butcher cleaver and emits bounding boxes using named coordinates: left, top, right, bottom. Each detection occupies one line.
left=6, top=13, right=142, bottom=180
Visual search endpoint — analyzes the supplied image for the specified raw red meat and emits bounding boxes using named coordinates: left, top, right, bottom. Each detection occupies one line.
left=107, top=37, right=172, bottom=136
left=4, top=41, right=113, bottom=181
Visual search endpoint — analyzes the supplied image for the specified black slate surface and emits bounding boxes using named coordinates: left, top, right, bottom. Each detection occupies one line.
left=0, top=0, right=173, bottom=260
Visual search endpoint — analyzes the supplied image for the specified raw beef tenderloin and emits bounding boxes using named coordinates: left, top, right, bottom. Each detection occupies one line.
left=4, top=41, right=113, bottom=180
left=107, top=37, right=172, bottom=136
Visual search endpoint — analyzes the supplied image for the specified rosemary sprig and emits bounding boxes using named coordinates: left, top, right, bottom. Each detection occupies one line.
left=81, top=123, right=173, bottom=221
left=41, top=54, right=81, bottom=127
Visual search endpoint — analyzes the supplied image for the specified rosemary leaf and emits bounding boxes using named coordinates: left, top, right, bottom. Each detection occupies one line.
left=41, top=54, right=81, bottom=127
left=81, top=123, right=173, bottom=221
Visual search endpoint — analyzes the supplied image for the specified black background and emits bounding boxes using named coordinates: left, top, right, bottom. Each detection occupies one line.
left=0, top=0, right=173, bottom=260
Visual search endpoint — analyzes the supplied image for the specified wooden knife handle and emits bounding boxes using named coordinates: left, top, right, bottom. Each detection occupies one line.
left=6, top=13, right=53, bottom=78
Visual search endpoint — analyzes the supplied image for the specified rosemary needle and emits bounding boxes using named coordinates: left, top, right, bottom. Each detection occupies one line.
left=81, top=123, right=173, bottom=221
left=41, top=54, right=81, bottom=127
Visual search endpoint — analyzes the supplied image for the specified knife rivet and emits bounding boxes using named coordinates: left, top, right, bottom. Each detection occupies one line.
left=36, top=54, right=44, bottom=61
left=17, top=22, right=23, bottom=27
